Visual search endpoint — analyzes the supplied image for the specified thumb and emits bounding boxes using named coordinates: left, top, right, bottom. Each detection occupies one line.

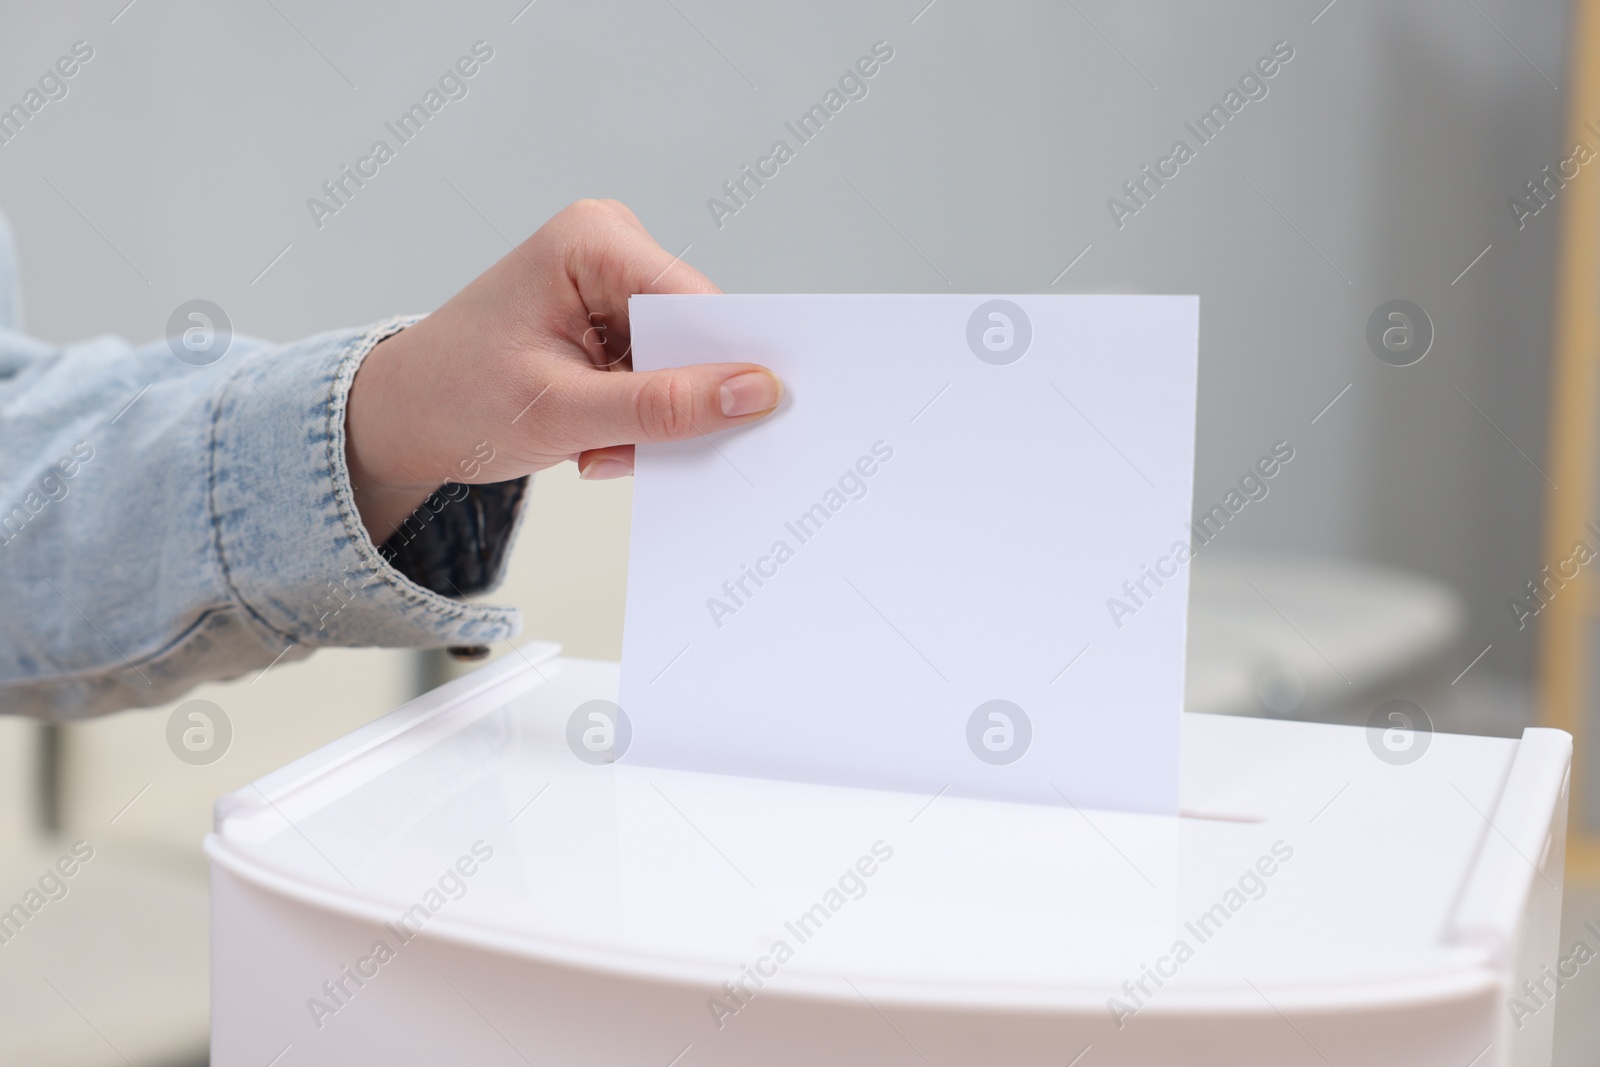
left=565, top=362, right=782, bottom=449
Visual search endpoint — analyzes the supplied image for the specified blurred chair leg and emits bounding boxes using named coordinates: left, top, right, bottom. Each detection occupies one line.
left=36, top=721, right=60, bottom=838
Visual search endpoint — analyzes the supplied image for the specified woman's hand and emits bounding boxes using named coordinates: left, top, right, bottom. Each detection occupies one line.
left=343, top=199, right=780, bottom=542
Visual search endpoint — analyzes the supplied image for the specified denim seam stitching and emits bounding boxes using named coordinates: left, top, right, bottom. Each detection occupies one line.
left=320, top=315, right=520, bottom=631
left=207, top=350, right=301, bottom=647
left=0, top=604, right=249, bottom=690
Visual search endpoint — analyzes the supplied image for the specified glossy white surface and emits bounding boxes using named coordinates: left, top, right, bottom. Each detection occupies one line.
left=207, top=645, right=1554, bottom=1013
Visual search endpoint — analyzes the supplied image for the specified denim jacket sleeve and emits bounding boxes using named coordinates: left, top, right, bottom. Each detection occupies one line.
left=0, top=223, right=526, bottom=718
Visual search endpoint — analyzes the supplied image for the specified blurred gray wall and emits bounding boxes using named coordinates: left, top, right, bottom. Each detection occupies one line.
left=0, top=0, right=1570, bottom=679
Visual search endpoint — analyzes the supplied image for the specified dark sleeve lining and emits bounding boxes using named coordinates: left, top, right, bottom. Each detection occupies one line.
left=377, top=478, right=529, bottom=598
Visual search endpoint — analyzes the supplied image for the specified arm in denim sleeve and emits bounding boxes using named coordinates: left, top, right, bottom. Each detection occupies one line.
left=0, top=316, right=527, bottom=720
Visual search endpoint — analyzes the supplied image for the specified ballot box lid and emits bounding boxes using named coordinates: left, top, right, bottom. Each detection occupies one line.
left=205, top=643, right=1570, bottom=1013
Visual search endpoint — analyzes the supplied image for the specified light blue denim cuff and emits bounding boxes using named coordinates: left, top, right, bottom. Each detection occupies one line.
left=211, top=315, right=522, bottom=649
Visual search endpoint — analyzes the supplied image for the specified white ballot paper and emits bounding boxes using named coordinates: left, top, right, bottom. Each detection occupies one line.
left=619, top=294, right=1198, bottom=814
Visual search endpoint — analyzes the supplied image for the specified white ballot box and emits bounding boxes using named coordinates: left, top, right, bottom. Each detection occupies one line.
left=207, top=643, right=1571, bottom=1067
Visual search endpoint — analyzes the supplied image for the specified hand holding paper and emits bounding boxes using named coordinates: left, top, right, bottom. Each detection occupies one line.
left=341, top=199, right=782, bottom=541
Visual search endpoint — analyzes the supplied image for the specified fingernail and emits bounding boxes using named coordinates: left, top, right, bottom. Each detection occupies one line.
left=580, top=458, right=632, bottom=480
left=719, top=371, right=780, bottom=418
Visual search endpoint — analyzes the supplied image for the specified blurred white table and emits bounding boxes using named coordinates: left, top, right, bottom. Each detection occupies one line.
left=1186, top=552, right=1465, bottom=718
